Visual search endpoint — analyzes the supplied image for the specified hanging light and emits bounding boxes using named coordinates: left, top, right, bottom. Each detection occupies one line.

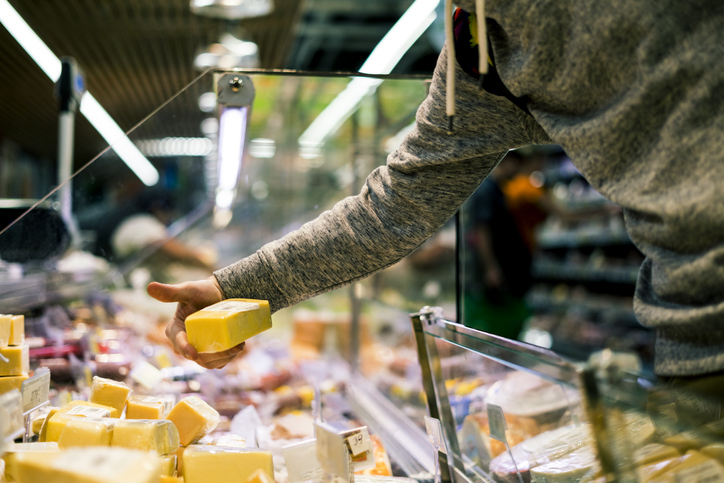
left=190, top=0, right=273, bottom=19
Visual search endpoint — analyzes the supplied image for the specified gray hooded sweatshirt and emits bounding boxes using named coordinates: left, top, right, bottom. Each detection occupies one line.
left=216, top=0, right=724, bottom=376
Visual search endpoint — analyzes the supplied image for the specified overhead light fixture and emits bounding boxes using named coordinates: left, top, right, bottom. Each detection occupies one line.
left=248, top=138, right=275, bottom=159
left=298, top=0, right=439, bottom=152
left=215, top=74, right=255, bottom=214
left=190, top=0, right=273, bottom=19
left=136, top=138, right=214, bottom=157
left=0, top=0, right=159, bottom=187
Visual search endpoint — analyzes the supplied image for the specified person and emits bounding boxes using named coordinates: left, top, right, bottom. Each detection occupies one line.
left=149, top=0, right=724, bottom=389
left=462, top=154, right=533, bottom=339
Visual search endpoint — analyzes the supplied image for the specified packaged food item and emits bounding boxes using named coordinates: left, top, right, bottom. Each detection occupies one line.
left=166, top=396, right=220, bottom=446
left=634, top=444, right=680, bottom=467
left=45, top=402, right=116, bottom=442
left=13, top=446, right=161, bottom=483
left=185, top=299, right=272, bottom=353
left=89, top=375, right=132, bottom=415
left=37, top=407, right=60, bottom=442
left=57, top=418, right=115, bottom=449
left=0, top=345, right=29, bottom=376
left=182, top=445, right=274, bottom=483
left=0, top=315, right=10, bottom=347
left=0, top=373, right=29, bottom=395
left=529, top=450, right=598, bottom=483
left=9, top=315, right=24, bottom=346
left=161, top=454, right=177, bottom=476
left=126, top=395, right=166, bottom=419
left=2, top=442, right=60, bottom=482
left=111, top=419, right=180, bottom=454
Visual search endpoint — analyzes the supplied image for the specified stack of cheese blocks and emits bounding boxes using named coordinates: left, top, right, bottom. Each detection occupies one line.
left=0, top=314, right=29, bottom=395
left=3, top=375, right=275, bottom=483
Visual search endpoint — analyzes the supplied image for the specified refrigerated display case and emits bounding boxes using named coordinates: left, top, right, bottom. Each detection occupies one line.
left=0, top=68, right=451, bottom=481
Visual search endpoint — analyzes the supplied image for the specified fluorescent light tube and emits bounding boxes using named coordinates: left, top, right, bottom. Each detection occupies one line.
left=218, top=106, right=248, bottom=191
left=0, top=0, right=159, bottom=186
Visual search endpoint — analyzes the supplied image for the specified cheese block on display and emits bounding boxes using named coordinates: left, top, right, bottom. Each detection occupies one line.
left=58, top=399, right=120, bottom=418
left=2, top=442, right=60, bottom=482
left=702, top=444, right=724, bottom=464
left=185, top=299, right=272, bottom=353
left=9, top=315, right=24, bottom=346
left=0, top=373, right=28, bottom=395
left=45, top=403, right=115, bottom=442
left=57, top=418, right=115, bottom=449
left=634, top=444, right=681, bottom=467
left=0, top=345, right=29, bottom=376
left=166, top=396, right=220, bottom=446
left=111, top=419, right=180, bottom=454
left=89, top=376, right=132, bottom=415
left=0, top=315, right=11, bottom=347
left=13, top=446, right=162, bottom=483
left=161, top=454, right=178, bottom=477
left=182, top=445, right=274, bottom=483
left=126, top=395, right=166, bottom=419
left=638, top=451, right=724, bottom=483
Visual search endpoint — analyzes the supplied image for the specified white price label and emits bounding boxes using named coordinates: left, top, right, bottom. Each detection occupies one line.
left=21, top=368, right=50, bottom=413
left=346, top=428, right=371, bottom=457
left=487, top=404, right=508, bottom=444
left=425, top=416, right=448, bottom=455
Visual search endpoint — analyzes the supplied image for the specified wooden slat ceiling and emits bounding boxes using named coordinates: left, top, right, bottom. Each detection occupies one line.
left=0, top=0, right=304, bottom=167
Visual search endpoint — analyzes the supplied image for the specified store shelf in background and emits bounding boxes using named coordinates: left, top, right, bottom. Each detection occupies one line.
left=526, top=289, right=639, bottom=327
left=532, top=260, right=639, bottom=285
left=537, top=226, right=631, bottom=249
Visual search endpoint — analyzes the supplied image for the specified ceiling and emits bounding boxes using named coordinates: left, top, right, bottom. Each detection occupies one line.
left=0, top=0, right=439, bottom=186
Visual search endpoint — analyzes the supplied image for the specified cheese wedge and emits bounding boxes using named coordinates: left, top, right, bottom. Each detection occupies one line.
left=9, top=315, right=24, bottom=346
left=111, top=419, right=180, bottom=454
left=14, top=446, right=162, bottom=483
left=161, top=454, right=178, bottom=477
left=166, top=396, right=220, bottom=446
left=58, top=418, right=115, bottom=449
left=0, top=345, right=29, bottom=376
left=90, top=376, right=132, bottom=415
left=0, top=373, right=29, bottom=395
left=2, top=442, right=60, bottom=482
left=127, top=395, right=166, bottom=419
left=0, top=314, right=11, bottom=347
left=182, top=445, right=274, bottom=483
left=185, top=299, right=272, bottom=353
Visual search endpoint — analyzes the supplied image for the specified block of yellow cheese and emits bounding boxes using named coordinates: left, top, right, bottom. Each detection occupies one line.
left=0, top=373, right=29, bottom=395
left=90, top=375, right=132, bottom=415
left=45, top=401, right=116, bottom=442
left=127, top=395, right=166, bottom=419
left=185, top=299, right=272, bottom=353
left=0, top=345, right=28, bottom=376
left=14, top=446, right=162, bottom=483
left=182, top=445, right=274, bottom=483
left=58, top=417, right=115, bottom=449
left=646, top=450, right=724, bottom=483
left=2, top=442, right=60, bottom=482
left=37, top=406, right=60, bottom=442
left=0, top=314, right=11, bottom=347
left=702, top=444, right=724, bottom=465
left=111, top=418, right=180, bottom=454
left=634, top=444, right=681, bottom=467
left=166, top=396, right=220, bottom=446
left=161, top=454, right=178, bottom=477
left=9, top=315, right=24, bottom=346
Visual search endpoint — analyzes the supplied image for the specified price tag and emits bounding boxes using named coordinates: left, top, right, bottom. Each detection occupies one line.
left=425, top=415, right=448, bottom=454
left=283, top=439, right=325, bottom=483
left=487, top=404, right=508, bottom=444
left=346, top=427, right=371, bottom=457
left=0, top=389, right=23, bottom=439
left=21, top=368, right=50, bottom=414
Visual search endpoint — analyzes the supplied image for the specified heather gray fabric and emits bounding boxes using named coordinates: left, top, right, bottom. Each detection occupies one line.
left=216, top=0, right=724, bottom=376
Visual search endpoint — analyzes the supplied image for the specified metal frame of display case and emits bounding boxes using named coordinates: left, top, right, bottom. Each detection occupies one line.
left=411, top=306, right=630, bottom=483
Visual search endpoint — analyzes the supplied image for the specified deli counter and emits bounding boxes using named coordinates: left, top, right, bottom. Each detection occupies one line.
left=0, top=69, right=723, bottom=483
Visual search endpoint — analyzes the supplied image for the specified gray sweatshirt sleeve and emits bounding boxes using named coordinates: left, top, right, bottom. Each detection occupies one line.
left=214, top=46, right=548, bottom=312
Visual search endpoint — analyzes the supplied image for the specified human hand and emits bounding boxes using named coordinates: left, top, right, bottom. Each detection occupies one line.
left=147, top=276, right=246, bottom=369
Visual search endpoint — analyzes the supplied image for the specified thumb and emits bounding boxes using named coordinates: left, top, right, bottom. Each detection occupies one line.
left=147, top=281, right=179, bottom=303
